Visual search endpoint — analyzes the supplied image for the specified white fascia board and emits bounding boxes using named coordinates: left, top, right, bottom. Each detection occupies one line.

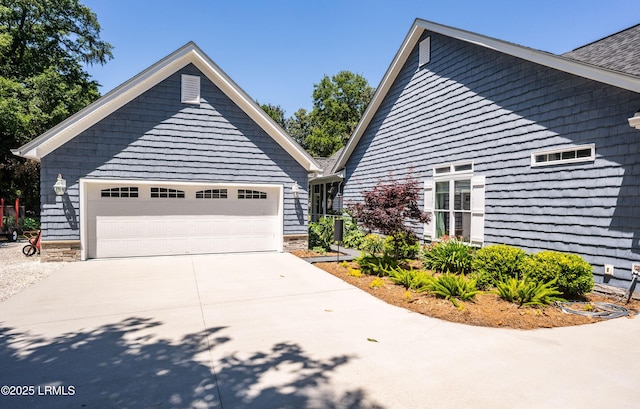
left=309, top=173, right=344, bottom=184
left=417, top=19, right=640, bottom=93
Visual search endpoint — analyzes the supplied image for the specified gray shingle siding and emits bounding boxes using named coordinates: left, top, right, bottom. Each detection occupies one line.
left=344, top=31, right=640, bottom=286
left=41, top=64, right=307, bottom=241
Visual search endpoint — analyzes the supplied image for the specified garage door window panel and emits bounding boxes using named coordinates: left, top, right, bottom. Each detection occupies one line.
left=238, top=189, right=267, bottom=199
left=101, top=187, right=139, bottom=198
left=196, top=189, right=228, bottom=199
left=151, top=187, right=185, bottom=198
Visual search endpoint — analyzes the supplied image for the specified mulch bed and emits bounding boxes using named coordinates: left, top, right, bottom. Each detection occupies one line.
left=308, top=260, right=639, bottom=330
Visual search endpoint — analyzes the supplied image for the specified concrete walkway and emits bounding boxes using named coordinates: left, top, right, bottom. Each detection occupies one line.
left=0, top=252, right=639, bottom=408
left=303, top=245, right=361, bottom=263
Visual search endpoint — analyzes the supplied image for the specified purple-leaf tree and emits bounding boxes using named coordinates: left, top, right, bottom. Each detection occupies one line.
left=348, top=177, right=431, bottom=259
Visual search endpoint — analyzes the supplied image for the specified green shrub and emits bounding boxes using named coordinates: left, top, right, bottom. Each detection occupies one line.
left=22, top=217, right=40, bottom=231
left=423, top=239, right=475, bottom=274
left=496, top=277, right=565, bottom=307
left=387, top=267, right=435, bottom=290
left=383, top=233, right=421, bottom=260
left=361, top=234, right=384, bottom=256
left=422, top=273, right=480, bottom=308
left=354, top=254, right=398, bottom=276
left=470, top=244, right=527, bottom=290
left=308, top=217, right=334, bottom=251
left=519, top=251, right=594, bottom=297
left=342, top=213, right=366, bottom=250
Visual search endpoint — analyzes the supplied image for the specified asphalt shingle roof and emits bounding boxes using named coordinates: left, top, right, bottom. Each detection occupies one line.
left=314, top=147, right=344, bottom=176
left=562, top=24, right=640, bottom=77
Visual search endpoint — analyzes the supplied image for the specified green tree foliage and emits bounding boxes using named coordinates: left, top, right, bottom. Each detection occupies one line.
left=348, top=177, right=430, bottom=260
left=288, top=71, right=374, bottom=157
left=285, top=108, right=311, bottom=147
left=259, top=102, right=286, bottom=129
left=0, top=0, right=113, bottom=212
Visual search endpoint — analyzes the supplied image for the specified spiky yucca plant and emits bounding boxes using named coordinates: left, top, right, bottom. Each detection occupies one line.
left=423, top=273, right=480, bottom=308
left=354, top=254, right=397, bottom=276
left=422, top=239, right=474, bottom=274
left=387, top=267, right=435, bottom=290
left=496, top=277, right=565, bottom=307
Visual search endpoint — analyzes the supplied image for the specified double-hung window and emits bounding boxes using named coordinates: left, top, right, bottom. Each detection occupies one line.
left=435, top=179, right=471, bottom=240
left=425, top=162, right=485, bottom=245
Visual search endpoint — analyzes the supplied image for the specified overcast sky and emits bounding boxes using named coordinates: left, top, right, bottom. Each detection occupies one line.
left=81, top=0, right=639, bottom=116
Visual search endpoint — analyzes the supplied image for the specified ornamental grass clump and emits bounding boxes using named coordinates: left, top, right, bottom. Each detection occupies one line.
left=387, top=267, right=435, bottom=290
left=421, top=273, right=480, bottom=308
left=495, top=277, right=565, bottom=307
left=422, top=238, right=475, bottom=275
left=354, top=254, right=398, bottom=276
left=519, top=251, right=594, bottom=297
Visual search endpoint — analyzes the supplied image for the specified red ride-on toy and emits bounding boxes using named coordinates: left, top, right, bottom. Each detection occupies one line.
left=22, top=230, right=41, bottom=257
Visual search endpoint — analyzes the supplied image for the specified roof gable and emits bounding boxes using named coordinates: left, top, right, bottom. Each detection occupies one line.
left=13, top=42, right=320, bottom=172
left=335, top=19, right=640, bottom=171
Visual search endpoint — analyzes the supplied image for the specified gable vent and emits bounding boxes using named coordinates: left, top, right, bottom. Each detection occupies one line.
left=419, top=37, right=431, bottom=67
left=181, top=74, right=200, bottom=104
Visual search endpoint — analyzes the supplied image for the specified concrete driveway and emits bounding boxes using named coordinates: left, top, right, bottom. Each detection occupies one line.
left=0, top=253, right=639, bottom=409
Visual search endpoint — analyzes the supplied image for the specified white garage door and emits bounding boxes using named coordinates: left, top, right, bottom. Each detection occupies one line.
left=84, top=182, right=282, bottom=259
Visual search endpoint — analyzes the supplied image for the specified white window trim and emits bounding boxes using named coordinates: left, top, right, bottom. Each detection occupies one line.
left=432, top=161, right=474, bottom=179
left=425, top=163, right=484, bottom=246
left=531, top=144, right=595, bottom=167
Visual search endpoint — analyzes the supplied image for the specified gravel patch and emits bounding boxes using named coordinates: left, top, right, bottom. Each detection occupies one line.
left=0, top=240, right=67, bottom=303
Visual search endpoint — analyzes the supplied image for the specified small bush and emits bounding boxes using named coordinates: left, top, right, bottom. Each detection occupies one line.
left=354, top=254, right=398, bottom=276
left=361, top=234, right=384, bottom=256
left=470, top=244, right=527, bottom=290
left=423, top=239, right=475, bottom=274
left=496, top=277, right=565, bottom=307
left=369, top=277, right=384, bottom=288
left=519, top=251, right=594, bottom=297
left=387, top=267, right=435, bottom=290
left=422, top=273, right=480, bottom=308
left=308, top=217, right=334, bottom=251
left=342, top=213, right=366, bottom=250
left=348, top=268, right=362, bottom=277
left=22, top=217, right=40, bottom=231
left=383, top=233, right=421, bottom=260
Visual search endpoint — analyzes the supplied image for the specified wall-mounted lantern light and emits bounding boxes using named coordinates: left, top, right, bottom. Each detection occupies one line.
left=292, top=182, right=300, bottom=199
left=629, top=111, right=640, bottom=129
left=53, top=174, right=66, bottom=196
